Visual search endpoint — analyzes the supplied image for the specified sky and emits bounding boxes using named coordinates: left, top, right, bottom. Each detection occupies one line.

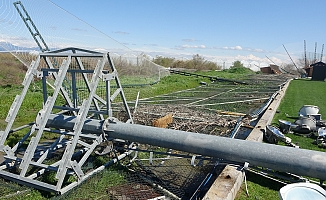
left=1, top=0, right=326, bottom=68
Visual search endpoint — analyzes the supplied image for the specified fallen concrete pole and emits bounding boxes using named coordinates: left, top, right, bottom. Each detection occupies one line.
left=47, top=114, right=326, bottom=181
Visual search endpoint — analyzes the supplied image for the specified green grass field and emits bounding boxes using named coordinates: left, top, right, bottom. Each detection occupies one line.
left=236, top=78, right=326, bottom=200
left=272, top=79, right=326, bottom=151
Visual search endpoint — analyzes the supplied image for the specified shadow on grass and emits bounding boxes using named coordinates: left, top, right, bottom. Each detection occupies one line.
left=246, top=171, right=284, bottom=191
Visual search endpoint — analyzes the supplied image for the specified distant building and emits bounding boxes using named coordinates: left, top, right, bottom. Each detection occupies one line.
left=260, top=64, right=282, bottom=74
left=311, top=62, right=326, bottom=81
left=304, top=66, right=313, bottom=77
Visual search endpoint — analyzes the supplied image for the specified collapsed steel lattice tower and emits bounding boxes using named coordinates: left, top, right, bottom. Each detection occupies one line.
left=0, top=48, right=133, bottom=193
left=2, top=1, right=326, bottom=197
left=2, top=50, right=326, bottom=196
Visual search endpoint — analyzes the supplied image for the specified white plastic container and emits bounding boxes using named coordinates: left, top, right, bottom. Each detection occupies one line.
left=279, top=182, right=326, bottom=200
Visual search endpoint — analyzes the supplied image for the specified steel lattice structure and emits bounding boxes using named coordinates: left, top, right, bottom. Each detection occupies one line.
left=0, top=48, right=134, bottom=194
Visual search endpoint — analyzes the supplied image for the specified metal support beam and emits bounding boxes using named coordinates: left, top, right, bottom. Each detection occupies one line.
left=0, top=57, right=40, bottom=147
left=46, top=114, right=326, bottom=181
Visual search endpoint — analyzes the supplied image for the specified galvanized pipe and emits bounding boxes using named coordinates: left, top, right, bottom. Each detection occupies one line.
left=47, top=114, right=326, bottom=181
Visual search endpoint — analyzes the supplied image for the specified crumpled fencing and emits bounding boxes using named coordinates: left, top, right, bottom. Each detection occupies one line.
left=0, top=72, right=295, bottom=199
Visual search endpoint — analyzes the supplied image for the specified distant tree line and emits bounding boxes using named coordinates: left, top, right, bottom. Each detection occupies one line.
left=226, top=60, right=255, bottom=74
left=152, top=54, right=222, bottom=71
left=111, top=55, right=159, bottom=77
left=111, top=52, right=256, bottom=75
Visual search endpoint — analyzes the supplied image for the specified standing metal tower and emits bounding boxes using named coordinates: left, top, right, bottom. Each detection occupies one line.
left=304, top=40, right=307, bottom=68
left=314, top=42, right=317, bottom=62
left=321, top=44, right=324, bottom=62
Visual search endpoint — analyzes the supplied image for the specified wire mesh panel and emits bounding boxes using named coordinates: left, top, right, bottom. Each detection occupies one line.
left=127, top=156, right=221, bottom=199
left=133, top=74, right=291, bottom=116
left=54, top=157, right=223, bottom=200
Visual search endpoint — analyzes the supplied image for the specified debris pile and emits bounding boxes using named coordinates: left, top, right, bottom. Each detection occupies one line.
left=132, top=104, right=238, bottom=137
left=265, top=105, right=326, bottom=148
left=265, top=125, right=293, bottom=145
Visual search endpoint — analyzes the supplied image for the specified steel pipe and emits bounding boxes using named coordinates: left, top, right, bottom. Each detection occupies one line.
left=47, top=114, right=326, bottom=181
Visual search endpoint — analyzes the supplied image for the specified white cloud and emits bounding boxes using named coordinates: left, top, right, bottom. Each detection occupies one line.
left=93, top=48, right=107, bottom=52
left=253, top=48, right=264, bottom=52
left=222, top=45, right=242, bottom=50
left=220, top=46, right=270, bottom=54
left=234, top=46, right=242, bottom=50
left=178, top=44, right=207, bottom=49
left=114, top=31, right=130, bottom=35
left=144, top=44, right=158, bottom=46
left=182, top=38, right=198, bottom=42
left=71, top=40, right=293, bottom=68
left=0, top=35, right=37, bottom=49
left=235, top=54, right=265, bottom=62
left=72, top=28, right=87, bottom=32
